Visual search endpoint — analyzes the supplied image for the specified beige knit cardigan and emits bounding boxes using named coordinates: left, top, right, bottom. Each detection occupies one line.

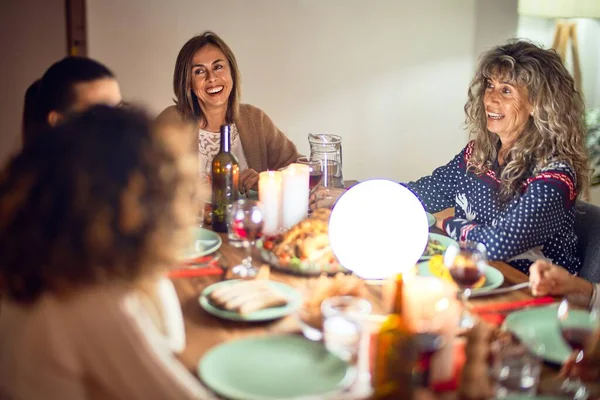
left=157, top=103, right=299, bottom=172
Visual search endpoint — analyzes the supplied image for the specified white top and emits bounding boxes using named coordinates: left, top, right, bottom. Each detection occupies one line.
left=0, top=278, right=217, bottom=400
left=198, top=123, right=249, bottom=177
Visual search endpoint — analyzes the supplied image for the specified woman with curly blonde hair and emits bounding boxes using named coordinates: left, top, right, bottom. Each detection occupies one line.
left=0, top=106, right=216, bottom=399
left=406, top=40, right=589, bottom=274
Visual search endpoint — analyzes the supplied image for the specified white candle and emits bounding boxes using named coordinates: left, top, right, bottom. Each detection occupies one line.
left=258, top=171, right=283, bottom=236
left=281, top=163, right=310, bottom=229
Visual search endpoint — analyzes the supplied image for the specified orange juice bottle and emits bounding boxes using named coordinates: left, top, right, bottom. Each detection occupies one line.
left=373, top=273, right=416, bottom=399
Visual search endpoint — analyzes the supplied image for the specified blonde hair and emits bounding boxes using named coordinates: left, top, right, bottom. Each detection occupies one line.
left=172, top=31, right=241, bottom=127
left=464, top=40, right=589, bottom=201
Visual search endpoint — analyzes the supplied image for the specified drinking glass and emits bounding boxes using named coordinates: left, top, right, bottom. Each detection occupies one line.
left=230, top=199, right=264, bottom=278
left=490, top=329, right=543, bottom=397
left=412, top=296, right=450, bottom=387
left=443, top=241, right=487, bottom=329
left=321, top=296, right=372, bottom=364
left=296, top=156, right=324, bottom=193
left=556, top=299, right=600, bottom=400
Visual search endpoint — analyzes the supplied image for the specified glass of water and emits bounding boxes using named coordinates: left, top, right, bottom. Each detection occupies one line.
left=491, top=331, right=543, bottom=398
left=321, top=296, right=372, bottom=364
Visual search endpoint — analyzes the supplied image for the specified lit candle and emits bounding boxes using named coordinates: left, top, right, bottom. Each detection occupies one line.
left=258, top=171, right=283, bottom=236
left=281, top=163, right=310, bottom=229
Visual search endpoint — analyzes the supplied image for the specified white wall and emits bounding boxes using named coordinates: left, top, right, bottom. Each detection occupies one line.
left=0, top=0, right=66, bottom=165
left=88, top=0, right=482, bottom=183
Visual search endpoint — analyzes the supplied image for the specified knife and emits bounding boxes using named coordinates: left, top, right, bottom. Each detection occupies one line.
left=468, top=282, right=530, bottom=298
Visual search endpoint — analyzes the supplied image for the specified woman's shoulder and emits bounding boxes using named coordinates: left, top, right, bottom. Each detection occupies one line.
left=238, top=103, right=267, bottom=119
left=156, top=105, right=185, bottom=124
left=536, top=159, right=576, bottom=177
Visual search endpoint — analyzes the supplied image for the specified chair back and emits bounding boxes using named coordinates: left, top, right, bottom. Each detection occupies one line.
left=575, top=200, right=600, bottom=283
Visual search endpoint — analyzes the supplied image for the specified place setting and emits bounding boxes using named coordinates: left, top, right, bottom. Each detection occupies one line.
left=195, top=179, right=459, bottom=399
left=190, top=171, right=597, bottom=400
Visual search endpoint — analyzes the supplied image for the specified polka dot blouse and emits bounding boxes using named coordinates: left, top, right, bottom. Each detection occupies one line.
left=406, top=141, right=581, bottom=275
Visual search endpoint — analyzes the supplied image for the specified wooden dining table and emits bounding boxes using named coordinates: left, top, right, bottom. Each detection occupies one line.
left=171, top=229, right=565, bottom=399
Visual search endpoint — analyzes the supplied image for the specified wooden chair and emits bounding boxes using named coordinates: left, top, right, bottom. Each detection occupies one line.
left=575, top=200, right=600, bottom=283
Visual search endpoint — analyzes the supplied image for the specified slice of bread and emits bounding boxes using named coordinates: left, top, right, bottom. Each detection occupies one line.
left=208, top=280, right=288, bottom=315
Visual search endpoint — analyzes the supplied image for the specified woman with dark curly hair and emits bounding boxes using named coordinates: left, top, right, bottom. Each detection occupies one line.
left=315, top=40, right=589, bottom=275
left=157, top=31, right=299, bottom=193
left=0, top=106, right=216, bottom=399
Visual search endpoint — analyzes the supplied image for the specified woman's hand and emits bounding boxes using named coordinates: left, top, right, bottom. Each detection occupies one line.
left=309, top=187, right=345, bottom=211
left=528, top=260, right=573, bottom=297
left=530, top=260, right=595, bottom=309
left=433, top=207, right=454, bottom=231
left=239, top=169, right=259, bottom=194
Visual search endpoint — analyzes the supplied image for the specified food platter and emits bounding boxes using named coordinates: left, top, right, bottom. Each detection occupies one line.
left=257, top=239, right=348, bottom=276
left=257, top=209, right=348, bottom=276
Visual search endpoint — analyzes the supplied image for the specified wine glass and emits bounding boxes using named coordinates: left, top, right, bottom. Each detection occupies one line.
left=230, top=199, right=264, bottom=278
left=296, top=156, right=324, bottom=193
left=443, top=241, right=487, bottom=329
left=412, top=294, right=450, bottom=387
left=556, top=299, right=600, bottom=400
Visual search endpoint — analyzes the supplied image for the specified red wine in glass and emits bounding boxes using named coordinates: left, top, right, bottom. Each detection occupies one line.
left=309, top=171, right=323, bottom=191
left=449, top=265, right=483, bottom=287
left=561, top=326, right=593, bottom=352
left=232, top=218, right=263, bottom=241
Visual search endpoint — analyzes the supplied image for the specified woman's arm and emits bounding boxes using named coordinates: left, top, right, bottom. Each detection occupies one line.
left=75, top=291, right=216, bottom=400
left=530, top=260, right=595, bottom=308
left=259, top=110, right=299, bottom=170
left=443, top=163, right=577, bottom=262
left=405, top=144, right=467, bottom=213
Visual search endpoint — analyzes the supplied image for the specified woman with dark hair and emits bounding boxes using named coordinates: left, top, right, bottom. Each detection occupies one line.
left=21, top=79, right=41, bottom=145
left=315, top=40, right=589, bottom=275
left=0, top=105, right=216, bottom=399
left=157, top=31, right=299, bottom=192
left=23, top=56, right=122, bottom=146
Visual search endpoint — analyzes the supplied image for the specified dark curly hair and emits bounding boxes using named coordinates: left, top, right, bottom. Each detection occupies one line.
left=0, top=105, right=198, bottom=303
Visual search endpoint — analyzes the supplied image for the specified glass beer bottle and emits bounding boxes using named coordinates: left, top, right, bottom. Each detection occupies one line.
left=373, top=273, right=416, bottom=399
left=211, top=125, right=239, bottom=232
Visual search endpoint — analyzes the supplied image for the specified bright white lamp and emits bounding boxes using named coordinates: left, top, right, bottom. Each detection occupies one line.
left=328, top=179, right=429, bottom=280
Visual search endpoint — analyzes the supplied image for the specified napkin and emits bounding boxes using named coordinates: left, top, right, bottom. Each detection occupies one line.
left=181, top=254, right=219, bottom=267
left=471, top=296, right=555, bottom=314
left=167, top=266, right=223, bottom=278
left=471, top=296, right=556, bottom=326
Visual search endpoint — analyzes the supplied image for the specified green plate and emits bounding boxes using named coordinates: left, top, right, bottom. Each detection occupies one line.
left=416, top=261, right=504, bottom=293
left=420, top=233, right=457, bottom=260
left=199, top=335, right=352, bottom=400
left=502, top=397, right=565, bottom=400
left=199, top=280, right=302, bottom=322
left=426, top=212, right=436, bottom=227
left=180, top=227, right=222, bottom=261
left=503, top=305, right=594, bottom=365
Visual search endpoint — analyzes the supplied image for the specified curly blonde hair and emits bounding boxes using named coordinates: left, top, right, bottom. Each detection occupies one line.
left=464, top=40, right=589, bottom=202
left=0, top=105, right=200, bottom=303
